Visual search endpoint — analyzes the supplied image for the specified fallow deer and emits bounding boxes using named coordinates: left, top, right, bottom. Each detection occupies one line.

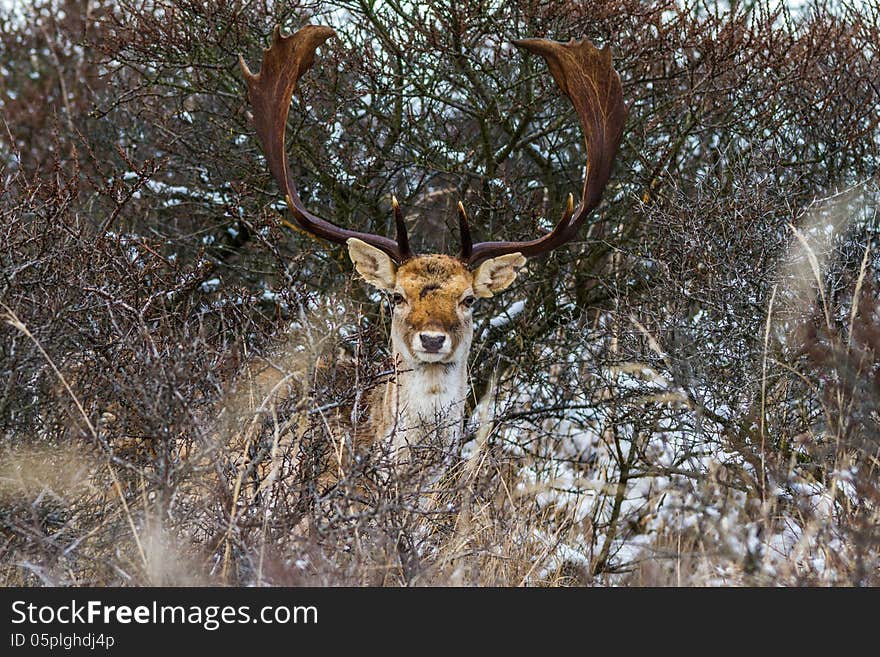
left=238, top=25, right=626, bottom=473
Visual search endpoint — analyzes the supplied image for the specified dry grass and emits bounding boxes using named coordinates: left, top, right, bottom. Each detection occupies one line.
left=1, top=246, right=878, bottom=586
left=2, top=0, right=878, bottom=586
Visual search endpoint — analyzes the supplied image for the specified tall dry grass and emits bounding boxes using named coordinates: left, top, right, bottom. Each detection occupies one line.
left=2, top=0, right=878, bottom=586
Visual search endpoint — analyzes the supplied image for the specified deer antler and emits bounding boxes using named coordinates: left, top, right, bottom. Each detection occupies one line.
left=239, top=25, right=413, bottom=263
left=462, top=37, right=627, bottom=267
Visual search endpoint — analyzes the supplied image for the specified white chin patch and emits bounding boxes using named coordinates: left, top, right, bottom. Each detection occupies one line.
left=412, top=350, right=449, bottom=363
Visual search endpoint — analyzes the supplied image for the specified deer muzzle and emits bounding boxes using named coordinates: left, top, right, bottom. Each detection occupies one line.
left=412, top=330, right=452, bottom=361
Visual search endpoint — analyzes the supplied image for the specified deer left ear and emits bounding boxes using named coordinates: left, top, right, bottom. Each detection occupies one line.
left=472, top=253, right=526, bottom=298
left=347, top=238, right=397, bottom=291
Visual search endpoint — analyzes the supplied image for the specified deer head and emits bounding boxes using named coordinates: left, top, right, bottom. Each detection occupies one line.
left=239, top=25, right=626, bottom=436
left=347, top=240, right=525, bottom=366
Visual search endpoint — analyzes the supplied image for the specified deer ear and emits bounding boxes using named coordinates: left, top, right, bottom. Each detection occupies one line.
left=472, top=253, right=526, bottom=298
left=347, top=238, right=397, bottom=291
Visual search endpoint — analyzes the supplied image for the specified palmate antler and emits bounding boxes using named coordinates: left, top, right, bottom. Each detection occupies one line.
left=238, top=25, right=412, bottom=263
left=462, top=38, right=627, bottom=266
left=239, top=26, right=626, bottom=267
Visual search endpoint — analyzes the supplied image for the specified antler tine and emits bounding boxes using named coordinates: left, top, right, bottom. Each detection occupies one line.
left=391, top=195, right=413, bottom=261
left=466, top=37, right=627, bottom=267
left=457, top=201, right=473, bottom=261
left=239, top=25, right=412, bottom=263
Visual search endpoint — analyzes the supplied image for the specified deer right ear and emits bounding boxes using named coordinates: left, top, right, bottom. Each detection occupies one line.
left=347, top=238, right=397, bottom=291
left=472, top=253, right=526, bottom=298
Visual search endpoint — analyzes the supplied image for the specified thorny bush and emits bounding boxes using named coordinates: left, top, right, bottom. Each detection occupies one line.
left=1, top=0, right=878, bottom=585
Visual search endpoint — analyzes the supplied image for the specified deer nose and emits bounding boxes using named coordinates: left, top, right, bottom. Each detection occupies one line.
left=419, top=333, right=447, bottom=353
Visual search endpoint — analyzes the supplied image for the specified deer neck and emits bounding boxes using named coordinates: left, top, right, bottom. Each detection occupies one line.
left=379, top=346, right=469, bottom=451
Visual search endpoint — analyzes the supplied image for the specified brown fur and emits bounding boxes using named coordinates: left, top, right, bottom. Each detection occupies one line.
left=344, top=244, right=525, bottom=462
left=394, top=255, right=474, bottom=352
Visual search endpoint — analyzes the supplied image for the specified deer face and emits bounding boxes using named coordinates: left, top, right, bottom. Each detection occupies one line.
left=347, top=239, right=525, bottom=365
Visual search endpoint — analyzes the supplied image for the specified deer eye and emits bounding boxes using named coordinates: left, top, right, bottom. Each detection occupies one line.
left=391, top=293, right=406, bottom=306
left=461, top=295, right=476, bottom=309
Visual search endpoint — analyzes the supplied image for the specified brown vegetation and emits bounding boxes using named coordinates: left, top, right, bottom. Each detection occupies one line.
left=1, top=0, right=878, bottom=586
